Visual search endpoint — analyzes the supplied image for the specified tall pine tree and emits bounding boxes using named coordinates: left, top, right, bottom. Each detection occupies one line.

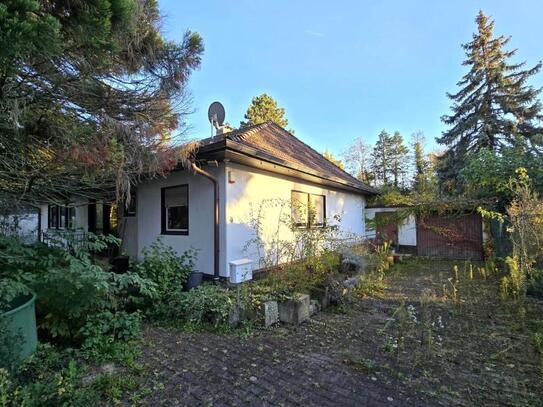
left=389, top=131, right=409, bottom=188
left=438, top=11, right=543, bottom=192
left=372, top=130, right=393, bottom=186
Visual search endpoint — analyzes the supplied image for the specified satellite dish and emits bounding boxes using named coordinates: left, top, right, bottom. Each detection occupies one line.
left=208, top=101, right=225, bottom=129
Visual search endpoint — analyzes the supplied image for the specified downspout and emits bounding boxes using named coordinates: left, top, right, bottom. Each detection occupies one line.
left=191, top=162, right=220, bottom=280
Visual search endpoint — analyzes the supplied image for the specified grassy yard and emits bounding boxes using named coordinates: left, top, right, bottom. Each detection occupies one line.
left=332, top=258, right=543, bottom=405
left=134, top=258, right=543, bottom=406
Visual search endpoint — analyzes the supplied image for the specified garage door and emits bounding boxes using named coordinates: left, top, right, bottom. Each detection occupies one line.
left=416, top=213, right=483, bottom=260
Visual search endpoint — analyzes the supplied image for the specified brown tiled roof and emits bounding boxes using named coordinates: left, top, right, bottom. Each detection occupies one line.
left=198, top=121, right=376, bottom=195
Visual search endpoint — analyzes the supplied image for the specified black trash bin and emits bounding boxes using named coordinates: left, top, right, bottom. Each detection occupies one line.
left=183, top=271, right=204, bottom=291
left=111, top=255, right=130, bottom=274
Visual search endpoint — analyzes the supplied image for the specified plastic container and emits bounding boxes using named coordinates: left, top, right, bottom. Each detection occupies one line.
left=1, top=293, right=38, bottom=362
left=183, top=271, right=204, bottom=291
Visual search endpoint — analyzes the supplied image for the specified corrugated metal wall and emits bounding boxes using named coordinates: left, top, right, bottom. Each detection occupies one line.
left=416, top=213, right=483, bottom=260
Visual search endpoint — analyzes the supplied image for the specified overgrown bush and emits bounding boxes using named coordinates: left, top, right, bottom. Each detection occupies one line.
left=245, top=250, right=341, bottom=303
left=497, top=168, right=543, bottom=299
left=244, top=198, right=355, bottom=269
left=133, top=239, right=196, bottom=318
left=78, top=311, right=142, bottom=360
left=0, top=235, right=156, bottom=350
left=175, top=284, right=233, bottom=328
left=0, top=345, right=99, bottom=406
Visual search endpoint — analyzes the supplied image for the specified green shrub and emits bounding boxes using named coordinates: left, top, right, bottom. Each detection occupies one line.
left=176, top=284, right=233, bottom=328
left=246, top=250, right=341, bottom=303
left=0, top=236, right=155, bottom=348
left=1, top=345, right=98, bottom=407
left=134, top=240, right=195, bottom=295
left=527, top=269, right=543, bottom=298
left=78, top=311, right=142, bottom=360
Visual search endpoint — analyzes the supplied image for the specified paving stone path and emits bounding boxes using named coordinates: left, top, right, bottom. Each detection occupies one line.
left=140, top=311, right=429, bottom=407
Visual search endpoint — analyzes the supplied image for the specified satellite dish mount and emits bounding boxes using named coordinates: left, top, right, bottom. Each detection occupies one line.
left=208, top=102, right=226, bottom=136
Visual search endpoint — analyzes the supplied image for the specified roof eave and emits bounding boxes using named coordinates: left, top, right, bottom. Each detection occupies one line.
left=196, top=138, right=376, bottom=196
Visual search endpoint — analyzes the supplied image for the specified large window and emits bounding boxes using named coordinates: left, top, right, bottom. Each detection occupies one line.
left=48, top=205, right=76, bottom=229
left=291, top=191, right=325, bottom=228
left=161, top=185, right=189, bottom=235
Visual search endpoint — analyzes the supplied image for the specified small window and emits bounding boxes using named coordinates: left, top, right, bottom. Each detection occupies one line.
left=48, top=205, right=58, bottom=229
left=161, top=185, right=188, bottom=235
left=291, top=191, right=326, bottom=228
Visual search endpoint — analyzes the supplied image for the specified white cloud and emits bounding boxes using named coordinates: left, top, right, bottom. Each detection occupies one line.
left=305, top=30, right=324, bottom=37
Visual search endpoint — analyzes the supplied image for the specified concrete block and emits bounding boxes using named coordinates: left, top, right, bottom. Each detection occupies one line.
left=278, top=294, right=310, bottom=324
left=261, top=301, right=279, bottom=327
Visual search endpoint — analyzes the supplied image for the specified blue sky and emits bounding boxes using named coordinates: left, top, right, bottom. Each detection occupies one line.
left=159, top=0, right=543, bottom=156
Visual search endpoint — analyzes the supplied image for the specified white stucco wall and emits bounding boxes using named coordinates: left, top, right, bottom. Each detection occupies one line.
left=0, top=212, right=39, bottom=242
left=134, top=164, right=226, bottom=276
left=365, top=207, right=417, bottom=247
left=224, top=162, right=366, bottom=272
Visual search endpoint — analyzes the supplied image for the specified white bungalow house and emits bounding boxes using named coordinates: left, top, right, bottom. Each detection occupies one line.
left=39, top=122, right=377, bottom=278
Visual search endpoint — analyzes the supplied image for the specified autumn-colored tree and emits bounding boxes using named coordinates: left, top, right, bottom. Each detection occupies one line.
left=323, top=149, right=345, bottom=170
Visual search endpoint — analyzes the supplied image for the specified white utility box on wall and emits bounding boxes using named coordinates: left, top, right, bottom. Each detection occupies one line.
left=229, top=258, right=253, bottom=284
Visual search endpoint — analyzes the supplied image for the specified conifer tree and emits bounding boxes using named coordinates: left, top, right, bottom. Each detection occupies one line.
left=372, top=130, right=393, bottom=186
left=240, top=93, right=290, bottom=129
left=411, top=131, right=430, bottom=192
left=438, top=11, right=543, bottom=191
left=389, top=131, right=409, bottom=188
left=0, top=0, right=204, bottom=208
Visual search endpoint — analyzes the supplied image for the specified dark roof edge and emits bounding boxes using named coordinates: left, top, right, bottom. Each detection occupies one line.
left=197, top=138, right=377, bottom=196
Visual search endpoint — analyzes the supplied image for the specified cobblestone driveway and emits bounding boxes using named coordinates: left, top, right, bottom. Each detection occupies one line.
left=140, top=309, right=428, bottom=407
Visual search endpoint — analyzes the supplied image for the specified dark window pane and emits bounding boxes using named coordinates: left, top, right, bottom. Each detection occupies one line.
left=48, top=205, right=58, bottom=229
left=167, top=206, right=188, bottom=230
left=67, top=207, right=76, bottom=229
left=59, top=206, right=66, bottom=229
left=162, top=185, right=189, bottom=233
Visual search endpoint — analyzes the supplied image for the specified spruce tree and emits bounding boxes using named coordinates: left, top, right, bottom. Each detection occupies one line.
left=372, top=130, right=393, bottom=186
left=438, top=11, right=543, bottom=190
left=389, top=131, right=409, bottom=188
